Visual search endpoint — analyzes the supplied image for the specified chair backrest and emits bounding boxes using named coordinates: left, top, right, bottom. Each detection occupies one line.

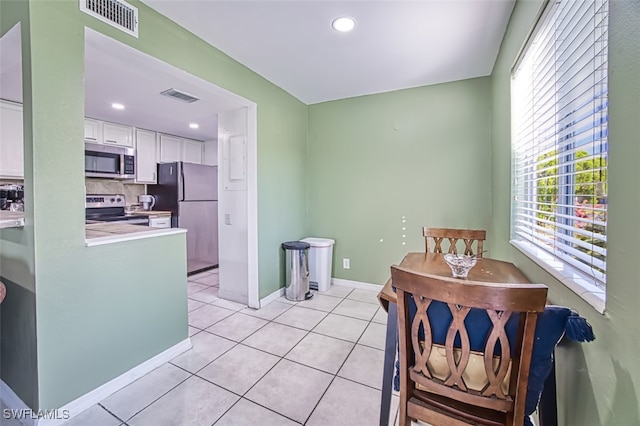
left=423, top=227, right=486, bottom=257
left=392, top=265, right=547, bottom=425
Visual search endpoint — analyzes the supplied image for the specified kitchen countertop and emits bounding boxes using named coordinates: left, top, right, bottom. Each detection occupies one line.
left=0, top=211, right=25, bottom=229
left=85, top=222, right=186, bottom=246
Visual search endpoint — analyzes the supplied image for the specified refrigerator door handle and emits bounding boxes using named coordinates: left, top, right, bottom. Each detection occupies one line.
left=178, top=162, right=185, bottom=201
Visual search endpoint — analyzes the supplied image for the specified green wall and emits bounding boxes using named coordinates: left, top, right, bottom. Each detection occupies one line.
left=1, top=0, right=308, bottom=410
left=490, top=0, right=640, bottom=424
left=307, top=78, right=493, bottom=284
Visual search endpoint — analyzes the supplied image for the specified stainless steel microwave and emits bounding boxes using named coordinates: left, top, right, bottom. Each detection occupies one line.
left=85, top=142, right=136, bottom=179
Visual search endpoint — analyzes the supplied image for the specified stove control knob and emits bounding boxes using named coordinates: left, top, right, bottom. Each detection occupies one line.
left=110, top=198, right=115, bottom=203
left=116, top=198, right=122, bottom=202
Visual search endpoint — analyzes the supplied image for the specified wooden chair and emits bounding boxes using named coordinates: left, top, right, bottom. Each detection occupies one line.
left=392, top=265, right=548, bottom=426
left=423, top=227, right=486, bottom=257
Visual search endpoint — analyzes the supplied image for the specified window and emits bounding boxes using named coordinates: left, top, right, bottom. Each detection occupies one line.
left=511, top=0, right=608, bottom=301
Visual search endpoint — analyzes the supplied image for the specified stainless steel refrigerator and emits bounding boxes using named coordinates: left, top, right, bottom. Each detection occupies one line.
left=148, top=162, right=218, bottom=274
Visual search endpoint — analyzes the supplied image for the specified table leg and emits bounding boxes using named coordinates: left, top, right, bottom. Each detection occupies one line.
left=379, top=302, right=398, bottom=426
left=538, top=356, right=558, bottom=426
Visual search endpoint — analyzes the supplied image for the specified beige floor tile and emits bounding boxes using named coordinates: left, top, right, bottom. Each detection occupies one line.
left=214, top=398, right=299, bottom=426
left=245, top=359, right=333, bottom=424
left=211, top=298, right=246, bottom=311
left=206, top=312, right=268, bottom=342
left=346, top=288, right=382, bottom=305
left=338, top=344, right=385, bottom=390
left=188, top=286, right=220, bottom=303
left=358, top=321, right=387, bottom=350
left=187, top=299, right=206, bottom=312
left=197, top=345, right=279, bottom=395
left=59, top=405, right=121, bottom=426
left=276, top=295, right=298, bottom=305
left=192, top=273, right=219, bottom=286
left=188, top=305, right=235, bottom=329
left=312, top=313, right=369, bottom=342
left=171, top=331, right=236, bottom=373
left=306, top=376, right=381, bottom=426
left=285, top=332, right=354, bottom=374
left=372, top=307, right=388, bottom=324
left=188, top=326, right=200, bottom=337
left=242, top=322, right=308, bottom=357
left=188, top=271, right=213, bottom=281
left=272, top=306, right=328, bottom=330
left=101, top=363, right=190, bottom=421
left=240, top=301, right=292, bottom=321
left=296, top=293, right=343, bottom=312
left=128, top=376, right=238, bottom=426
left=317, top=285, right=353, bottom=298
left=333, top=299, right=379, bottom=321
left=187, top=282, right=208, bottom=295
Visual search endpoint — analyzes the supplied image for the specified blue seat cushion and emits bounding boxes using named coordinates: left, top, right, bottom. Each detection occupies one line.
left=398, top=299, right=595, bottom=422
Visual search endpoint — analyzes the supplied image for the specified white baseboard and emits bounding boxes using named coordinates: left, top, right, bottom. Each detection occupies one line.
left=331, top=278, right=382, bottom=292
left=0, top=379, right=36, bottom=426
left=259, top=287, right=285, bottom=308
left=37, top=338, right=192, bottom=426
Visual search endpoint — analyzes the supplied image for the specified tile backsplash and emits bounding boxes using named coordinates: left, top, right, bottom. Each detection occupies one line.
left=85, top=179, right=145, bottom=206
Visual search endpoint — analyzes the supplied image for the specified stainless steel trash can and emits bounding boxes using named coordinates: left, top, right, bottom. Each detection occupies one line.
left=282, top=241, right=313, bottom=301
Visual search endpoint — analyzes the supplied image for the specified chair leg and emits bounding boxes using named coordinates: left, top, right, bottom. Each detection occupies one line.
left=398, top=398, right=412, bottom=426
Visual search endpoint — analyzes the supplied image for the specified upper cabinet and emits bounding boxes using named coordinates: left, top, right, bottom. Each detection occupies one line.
left=159, top=134, right=204, bottom=164
left=0, top=100, right=24, bottom=179
left=84, top=118, right=102, bottom=144
left=102, top=122, right=134, bottom=147
left=203, top=140, right=218, bottom=166
left=182, top=138, right=203, bottom=164
left=135, top=129, right=158, bottom=184
left=84, top=119, right=134, bottom=148
left=159, top=134, right=182, bottom=163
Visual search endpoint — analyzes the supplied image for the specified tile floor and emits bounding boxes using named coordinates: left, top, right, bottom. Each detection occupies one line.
left=58, top=269, right=401, bottom=426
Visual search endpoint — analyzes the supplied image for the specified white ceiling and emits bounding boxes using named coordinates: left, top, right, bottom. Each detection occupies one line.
left=142, top=0, right=516, bottom=104
left=0, top=26, right=249, bottom=141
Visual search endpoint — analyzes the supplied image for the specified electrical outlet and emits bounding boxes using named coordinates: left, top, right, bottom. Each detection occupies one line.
left=343, top=258, right=350, bottom=269
left=224, top=213, right=232, bottom=225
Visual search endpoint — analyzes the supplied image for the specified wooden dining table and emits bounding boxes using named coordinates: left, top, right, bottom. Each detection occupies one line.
left=377, top=252, right=557, bottom=426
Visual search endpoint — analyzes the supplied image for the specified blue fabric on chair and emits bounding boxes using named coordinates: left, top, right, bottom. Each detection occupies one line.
left=393, top=298, right=595, bottom=426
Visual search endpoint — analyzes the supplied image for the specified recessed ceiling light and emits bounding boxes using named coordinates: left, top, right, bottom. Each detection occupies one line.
left=111, top=103, right=125, bottom=110
left=189, top=123, right=199, bottom=129
left=332, top=17, right=356, bottom=32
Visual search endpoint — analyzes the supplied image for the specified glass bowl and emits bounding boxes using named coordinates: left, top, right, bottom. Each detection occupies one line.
left=443, top=253, right=477, bottom=279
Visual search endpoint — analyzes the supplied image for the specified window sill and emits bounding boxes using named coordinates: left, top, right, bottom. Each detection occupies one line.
left=510, top=240, right=606, bottom=314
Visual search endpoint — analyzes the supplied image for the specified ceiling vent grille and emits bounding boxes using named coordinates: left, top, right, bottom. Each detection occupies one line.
left=80, top=0, right=138, bottom=38
left=160, top=88, right=201, bottom=104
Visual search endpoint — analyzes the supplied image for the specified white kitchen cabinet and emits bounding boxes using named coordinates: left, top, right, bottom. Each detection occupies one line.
left=84, top=118, right=102, bottom=144
left=203, top=139, right=218, bottom=166
left=149, top=216, right=171, bottom=228
left=0, top=100, right=24, bottom=178
left=135, top=129, right=158, bottom=184
left=159, top=134, right=182, bottom=163
left=102, top=122, right=134, bottom=147
left=182, top=138, right=203, bottom=164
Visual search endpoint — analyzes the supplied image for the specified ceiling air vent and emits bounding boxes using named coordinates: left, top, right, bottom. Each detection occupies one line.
left=80, top=0, right=138, bottom=38
left=160, top=89, right=201, bottom=104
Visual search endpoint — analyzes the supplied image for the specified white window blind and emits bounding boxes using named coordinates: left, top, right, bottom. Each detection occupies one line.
left=511, top=0, right=608, bottom=287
